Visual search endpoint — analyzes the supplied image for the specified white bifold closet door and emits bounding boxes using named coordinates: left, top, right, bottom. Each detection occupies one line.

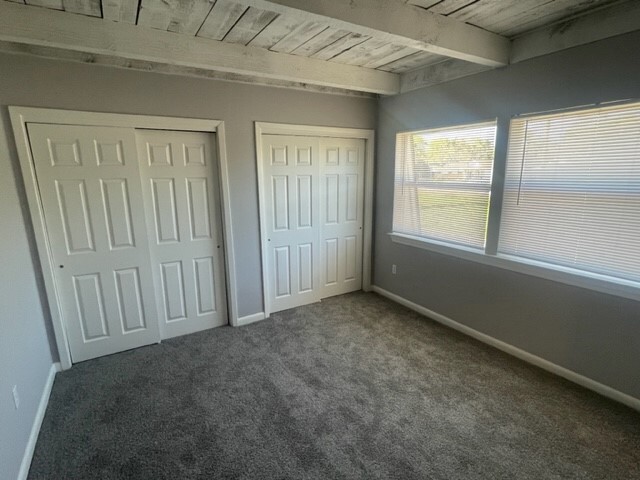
left=262, top=135, right=365, bottom=314
left=28, top=124, right=227, bottom=363
left=136, top=130, right=227, bottom=339
left=28, top=124, right=161, bottom=362
left=319, top=138, right=365, bottom=298
left=263, top=135, right=321, bottom=312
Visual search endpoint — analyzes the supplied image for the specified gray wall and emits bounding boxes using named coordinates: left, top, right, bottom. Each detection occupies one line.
left=0, top=52, right=376, bottom=479
left=0, top=110, right=54, bottom=480
left=375, top=31, right=640, bottom=400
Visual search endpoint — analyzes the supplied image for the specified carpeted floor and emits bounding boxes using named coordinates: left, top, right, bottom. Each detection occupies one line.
left=29, top=292, right=640, bottom=479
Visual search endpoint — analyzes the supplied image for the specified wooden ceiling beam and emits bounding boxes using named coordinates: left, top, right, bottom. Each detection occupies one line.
left=0, top=1, right=400, bottom=95
left=239, top=0, right=511, bottom=67
left=398, top=0, right=640, bottom=94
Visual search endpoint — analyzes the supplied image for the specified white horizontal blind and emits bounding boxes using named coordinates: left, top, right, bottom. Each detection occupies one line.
left=393, top=122, right=497, bottom=249
left=499, top=102, right=640, bottom=283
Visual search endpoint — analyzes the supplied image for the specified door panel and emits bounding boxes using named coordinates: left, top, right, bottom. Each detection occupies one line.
left=263, top=135, right=321, bottom=312
left=137, top=130, right=227, bottom=338
left=150, top=178, right=180, bottom=243
left=194, top=256, right=217, bottom=314
left=272, top=175, right=289, bottom=230
left=73, top=273, right=109, bottom=340
left=114, top=267, right=147, bottom=332
left=325, top=174, right=339, bottom=224
left=187, top=178, right=212, bottom=239
left=28, top=123, right=160, bottom=362
left=325, top=238, right=338, bottom=285
left=56, top=179, right=95, bottom=253
left=160, top=261, right=187, bottom=322
left=101, top=178, right=136, bottom=250
left=319, top=138, right=365, bottom=298
left=274, top=246, right=292, bottom=297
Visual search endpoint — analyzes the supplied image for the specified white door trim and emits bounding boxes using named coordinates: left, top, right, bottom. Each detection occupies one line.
left=9, top=106, right=239, bottom=370
left=255, top=122, right=375, bottom=318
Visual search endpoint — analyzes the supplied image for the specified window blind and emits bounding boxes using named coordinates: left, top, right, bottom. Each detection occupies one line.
left=393, top=122, right=497, bottom=249
left=499, top=102, right=640, bottom=283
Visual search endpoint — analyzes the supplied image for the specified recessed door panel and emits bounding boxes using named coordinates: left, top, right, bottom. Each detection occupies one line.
left=345, top=174, right=358, bottom=222
left=345, top=236, right=357, bottom=281
left=298, top=243, right=313, bottom=293
left=194, top=257, right=217, bottom=315
left=114, top=268, right=146, bottom=332
left=346, top=147, right=359, bottom=165
left=325, top=238, right=338, bottom=286
left=56, top=179, right=95, bottom=254
left=325, top=174, right=339, bottom=225
left=326, top=148, right=339, bottom=166
left=161, top=261, right=187, bottom=322
left=297, top=175, right=312, bottom=228
left=147, top=143, right=173, bottom=166
left=187, top=178, right=212, bottom=240
left=151, top=178, right=180, bottom=244
left=274, top=246, right=291, bottom=297
left=296, top=146, right=312, bottom=166
left=29, top=123, right=161, bottom=363
left=272, top=175, right=289, bottom=231
left=49, top=139, right=82, bottom=166
left=73, top=274, right=109, bottom=341
left=101, top=179, right=135, bottom=250
left=271, top=145, right=287, bottom=166
left=184, top=144, right=206, bottom=166
left=95, top=140, right=125, bottom=166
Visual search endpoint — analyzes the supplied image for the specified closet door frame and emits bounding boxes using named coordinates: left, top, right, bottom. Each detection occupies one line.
left=255, top=122, right=375, bottom=319
left=10, top=106, right=238, bottom=370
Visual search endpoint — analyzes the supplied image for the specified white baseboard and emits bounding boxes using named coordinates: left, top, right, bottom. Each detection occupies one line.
left=18, top=362, right=60, bottom=480
left=372, top=286, right=640, bottom=412
left=236, top=311, right=266, bottom=327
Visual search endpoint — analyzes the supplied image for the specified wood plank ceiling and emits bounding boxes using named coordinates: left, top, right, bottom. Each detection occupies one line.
left=10, top=0, right=621, bottom=74
left=10, top=0, right=615, bottom=73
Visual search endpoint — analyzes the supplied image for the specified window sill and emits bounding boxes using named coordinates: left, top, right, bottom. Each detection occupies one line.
left=388, top=232, right=640, bottom=302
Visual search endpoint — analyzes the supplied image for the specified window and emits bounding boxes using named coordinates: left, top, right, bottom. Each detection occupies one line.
left=393, top=121, right=497, bottom=249
left=498, top=102, right=640, bottom=283
left=390, top=102, right=640, bottom=298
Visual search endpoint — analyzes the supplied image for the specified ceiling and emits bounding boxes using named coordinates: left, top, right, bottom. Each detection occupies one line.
left=1, top=0, right=638, bottom=95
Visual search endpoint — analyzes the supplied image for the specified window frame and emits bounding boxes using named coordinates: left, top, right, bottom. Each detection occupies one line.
left=391, top=119, right=499, bottom=252
left=389, top=105, right=640, bottom=302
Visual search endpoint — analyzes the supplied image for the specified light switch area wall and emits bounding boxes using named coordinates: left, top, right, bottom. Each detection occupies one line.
left=0, top=111, right=54, bottom=480
left=375, top=30, right=640, bottom=401
left=0, top=51, right=376, bottom=479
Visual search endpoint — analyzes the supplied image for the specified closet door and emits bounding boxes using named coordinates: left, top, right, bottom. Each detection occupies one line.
left=262, top=135, right=321, bottom=313
left=261, top=134, right=366, bottom=314
left=137, top=130, right=227, bottom=338
left=319, top=138, right=365, bottom=298
left=28, top=123, right=160, bottom=362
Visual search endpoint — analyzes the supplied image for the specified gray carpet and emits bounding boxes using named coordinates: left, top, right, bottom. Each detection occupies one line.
left=29, top=292, right=640, bottom=479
